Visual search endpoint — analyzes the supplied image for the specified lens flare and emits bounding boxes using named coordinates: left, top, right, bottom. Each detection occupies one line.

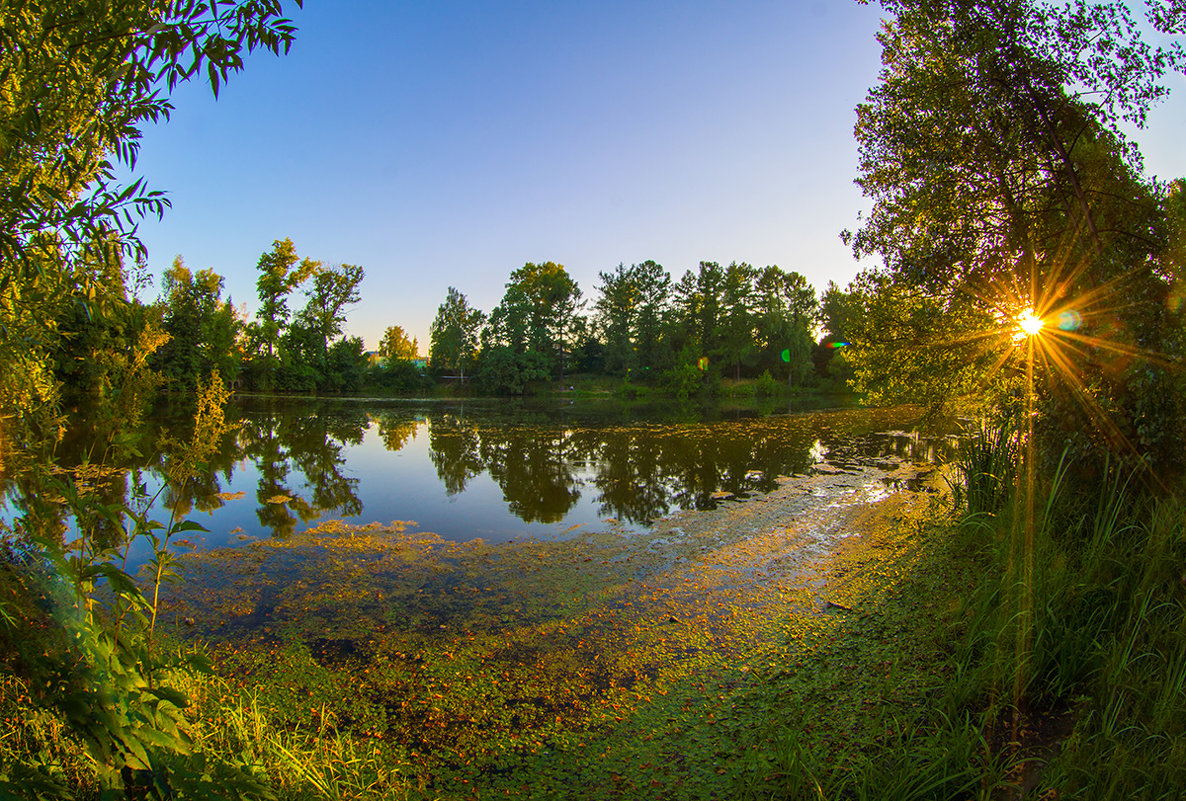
left=1057, top=310, right=1082, bottom=331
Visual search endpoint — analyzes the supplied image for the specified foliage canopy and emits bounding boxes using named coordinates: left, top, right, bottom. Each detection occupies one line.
left=846, top=0, right=1186, bottom=466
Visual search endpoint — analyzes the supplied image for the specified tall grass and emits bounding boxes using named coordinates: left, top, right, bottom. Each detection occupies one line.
left=174, top=672, right=419, bottom=801
left=946, top=435, right=1186, bottom=797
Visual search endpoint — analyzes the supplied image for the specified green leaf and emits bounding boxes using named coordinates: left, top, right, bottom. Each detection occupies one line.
left=144, top=686, right=189, bottom=710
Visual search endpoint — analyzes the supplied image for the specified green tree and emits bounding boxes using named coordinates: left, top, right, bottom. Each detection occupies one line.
left=430, top=287, right=485, bottom=379
left=485, top=262, right=582, bottom=379
left=483, top=283, right=532, bottom=353
left=295, top=261, right=365, bottom=369
left=379, top=325, right=419, bottom=362
left=720, top=262, right=758, bottom=380
left=156, top=256, right=242, bottom=387
left=844, top=269, right=1002, bottom=409
left=553, top=278, right=585, bottom=383
left=632, top=260, right=672, bottom=377
left=595, top=263, right=638, bottom=376
left=756, top=266, right=816, bottom=330
left=847, top=0, right=1186, bottom=460
left=250, top=238, right=319, bottom=385
left=672, top=261, right=727, bottom=371
left=814, top=280, right=860, bottom=383
left=474, top=346, right=550, bottom=395
left=324, top=335, right=369, bottom=393
left=754, top=266, right=818, bottom=386
left=819, top=280, right=857, bottom=344
left=516, top=261, right=581, bottom=365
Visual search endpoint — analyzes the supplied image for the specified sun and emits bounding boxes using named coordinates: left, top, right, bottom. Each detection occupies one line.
left=1016, top=309, right=1044, bottom=338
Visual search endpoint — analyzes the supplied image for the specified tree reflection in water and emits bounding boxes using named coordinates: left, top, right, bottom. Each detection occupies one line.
left=427, top=414, right=483, bottom=495
left=479, top=426, right=581, bottom=524
left=238, top=399, right=365, bottom=538
left=2, top=399, right=948, bottom=548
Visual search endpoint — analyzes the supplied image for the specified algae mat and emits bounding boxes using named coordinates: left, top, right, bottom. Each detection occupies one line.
left=161, top=456, right=938, bottom=797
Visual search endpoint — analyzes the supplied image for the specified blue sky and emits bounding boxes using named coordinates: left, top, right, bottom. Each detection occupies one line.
left=127, top=0, right=1186, bottom=351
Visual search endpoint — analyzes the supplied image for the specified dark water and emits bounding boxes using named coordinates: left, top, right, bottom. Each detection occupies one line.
left=3, top=396, right=954, bottom=561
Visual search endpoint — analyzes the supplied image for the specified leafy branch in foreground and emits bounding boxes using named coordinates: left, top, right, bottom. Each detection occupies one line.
left=1, top=0, right=303, bottom=267
left=0, top=373, right=267, bottom=799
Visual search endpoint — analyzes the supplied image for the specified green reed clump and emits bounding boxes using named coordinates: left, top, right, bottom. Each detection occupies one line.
left=169, top=667, right=419, bottom=801
left=948, top=420, right=1018, bottom=518
left=1033, top=492, right=1186, bottom=799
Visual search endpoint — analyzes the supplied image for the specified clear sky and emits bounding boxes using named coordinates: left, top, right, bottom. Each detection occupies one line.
left=126, top=0, right=1186, bottom=351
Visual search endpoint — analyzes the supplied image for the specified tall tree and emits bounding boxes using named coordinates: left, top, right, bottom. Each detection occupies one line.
left=513, top=261, right=581, bottom=354
left=756, top=266, right=817, bottom=330
left=250, top=238, right=318, bottom=387
left=430, top=287, right=484, bottom=379
left=819, top=280, right=857, bottom=344
left=489, top=262, right=582, bottom=378
left=814, top=280, right=860, bottom=383
left=632, top=260, right=672, bottom=377
left=594, top=260, right=672, bottom=379
left=483, top=283, right=532, bottom=353
left=595, top=264, right=638, bottom=376
left=754, top=266, right=818, bottom=386
left=553, top=279, right=585, bottom=383
left=720, top=262, right=758, bottom=380
left=297, top=262, right=365, bottom=365
left=848, top=0, right=1186, bottom=461
left=157, top=256, right=242, bottom=387
left=673, top=261, right=727, bottom=370
left=378, top=325, right=419, bottom=362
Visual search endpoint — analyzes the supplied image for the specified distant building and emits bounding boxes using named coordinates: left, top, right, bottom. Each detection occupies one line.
left=365, top=352, right=428, bottom=373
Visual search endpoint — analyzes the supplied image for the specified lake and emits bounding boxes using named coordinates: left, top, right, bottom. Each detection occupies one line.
left=2, top=397, right=952, bottom=562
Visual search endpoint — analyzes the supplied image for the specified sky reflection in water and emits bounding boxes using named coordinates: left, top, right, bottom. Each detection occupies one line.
left=5, top=399, right=953, bottom=563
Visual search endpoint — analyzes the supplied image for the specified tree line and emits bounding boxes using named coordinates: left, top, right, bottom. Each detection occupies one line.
left=424, top=259, right=858, bottom=397
left=98, top=242, right=864, bottom=399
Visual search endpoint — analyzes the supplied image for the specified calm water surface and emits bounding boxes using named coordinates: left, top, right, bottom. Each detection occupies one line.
left=4, top=397, right=953, bottom=560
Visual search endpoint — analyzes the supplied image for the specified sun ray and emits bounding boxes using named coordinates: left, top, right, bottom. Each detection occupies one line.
left=1035, top=337, right=1151, bottom=467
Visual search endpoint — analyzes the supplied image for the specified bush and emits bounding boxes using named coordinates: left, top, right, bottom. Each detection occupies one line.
left=614, top=381, right=649, bottom=400
left=366, top=360, right=431, bottom=394
left=473, top=347, right=550, bottom=395
left=724, top=381, right=755, bottom=399
left=755, top=370, right=781, bottom=397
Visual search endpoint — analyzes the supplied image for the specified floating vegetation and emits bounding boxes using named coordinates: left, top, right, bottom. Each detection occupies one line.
left=159, top=456, right=937, bottom=792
